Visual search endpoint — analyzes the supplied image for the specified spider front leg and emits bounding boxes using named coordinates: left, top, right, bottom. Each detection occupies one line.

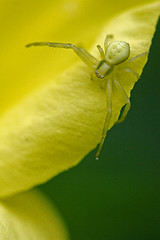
left=96, top=79, right=112, bottom=160
left=26, top=42, right=99, bottom=70
left=113, top=79, right=131, bottom=124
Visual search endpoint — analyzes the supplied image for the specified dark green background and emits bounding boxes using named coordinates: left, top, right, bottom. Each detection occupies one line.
left=39, top=20, right=160, bottom=240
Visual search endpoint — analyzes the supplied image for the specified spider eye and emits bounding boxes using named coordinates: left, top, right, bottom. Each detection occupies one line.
left=105, top=41, right=130, bottom=66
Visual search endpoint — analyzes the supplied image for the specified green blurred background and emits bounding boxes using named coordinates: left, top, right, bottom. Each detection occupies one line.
left=39, top=20, right=160, bottom=240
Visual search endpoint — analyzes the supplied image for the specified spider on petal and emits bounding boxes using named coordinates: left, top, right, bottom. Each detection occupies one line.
left=26, top=35, right=148, bottom=160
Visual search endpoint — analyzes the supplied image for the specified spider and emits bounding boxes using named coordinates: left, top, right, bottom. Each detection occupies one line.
left=26, top=35, right=148, bottom=160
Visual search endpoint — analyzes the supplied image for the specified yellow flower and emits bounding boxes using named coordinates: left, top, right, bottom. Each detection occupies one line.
left=0, top=0, right=159, bottom=238
left=0, top=0, right=159, bottom=198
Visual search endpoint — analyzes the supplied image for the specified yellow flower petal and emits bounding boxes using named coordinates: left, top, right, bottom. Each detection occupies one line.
left=0, top=0, right=156, bottom=115
left=0, top=2, right=159, bottom=198
left=0, top=190, right=69, bottom=240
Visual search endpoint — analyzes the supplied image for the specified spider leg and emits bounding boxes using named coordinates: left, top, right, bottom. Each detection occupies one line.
left=113, top=79, right=131, bottom=124
left=26, top=42, right=99, bottom=69
left=104, top=34, right=113, bottom=51
left=79, top=47, right=99, bottom=67
left=125, top=68, right=140, bottom=79
left=125, top=51, right=149, bottom=79
left=96, top=79, right=112, bottom=160
left=97, top=45, right=105, bottom=59
left=128, top=51, right=149, bottom=63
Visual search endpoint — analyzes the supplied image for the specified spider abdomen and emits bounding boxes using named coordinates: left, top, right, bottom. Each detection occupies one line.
left=105, top=41, right=130, bottom=66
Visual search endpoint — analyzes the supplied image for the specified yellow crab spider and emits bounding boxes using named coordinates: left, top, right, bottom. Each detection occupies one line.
left=26, top=35, right=148, bottom=160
